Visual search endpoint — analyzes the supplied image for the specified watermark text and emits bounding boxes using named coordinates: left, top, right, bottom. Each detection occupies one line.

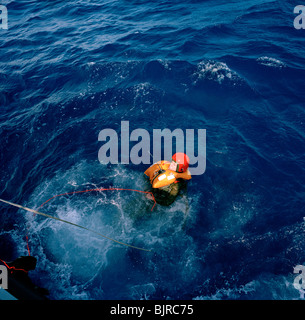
left=98, top=121, right=206, bottom=176
left=293, top=265, right=305, bottom=290
left=294, top=5, right=305, bottom=29
left=0, top=5, right=8, bottom=30
left=0, top=265, right=8, bottom=290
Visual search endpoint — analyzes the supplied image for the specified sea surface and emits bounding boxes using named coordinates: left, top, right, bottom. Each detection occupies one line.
left=1, top=0, right=305, bottom=300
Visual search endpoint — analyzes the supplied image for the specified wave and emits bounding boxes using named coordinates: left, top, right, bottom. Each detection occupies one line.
left=257, top=56, right=286, bottom=68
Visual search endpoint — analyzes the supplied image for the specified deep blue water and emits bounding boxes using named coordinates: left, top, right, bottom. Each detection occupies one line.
left=1, top=0, right=305, bottom=300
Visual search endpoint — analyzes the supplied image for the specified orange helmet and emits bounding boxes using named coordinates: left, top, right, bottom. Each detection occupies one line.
left=171, top=153, right=190, bottom=173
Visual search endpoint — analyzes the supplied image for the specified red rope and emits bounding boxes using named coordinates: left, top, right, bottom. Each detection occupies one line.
left=0, top=258, right=28, bottom=274
left=37, top=188, right=157, bottom=211
left=25, top=188, right=156, bottom=256
left=25, top=235, right=31, bottom=256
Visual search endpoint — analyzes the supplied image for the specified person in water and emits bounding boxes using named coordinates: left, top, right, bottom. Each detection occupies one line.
left=144, top=153, right=191, bottom=206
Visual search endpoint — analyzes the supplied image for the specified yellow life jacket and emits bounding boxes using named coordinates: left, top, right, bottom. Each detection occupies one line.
left=144, top=161, right=192, bottom=189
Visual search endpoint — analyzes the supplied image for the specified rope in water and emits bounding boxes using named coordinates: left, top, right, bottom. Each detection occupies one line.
left=37, top=188, right=157, bottom=211
left=0, top=188, right=156, bottom=253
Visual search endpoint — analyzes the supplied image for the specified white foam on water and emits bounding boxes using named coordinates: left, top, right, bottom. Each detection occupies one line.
left=193, top=60, right=241, bottom=85
left=257, top=56, right=286, bottom=68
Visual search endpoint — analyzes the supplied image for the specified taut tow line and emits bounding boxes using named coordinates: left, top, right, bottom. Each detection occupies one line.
left=0, top=198, right=152, bottom=252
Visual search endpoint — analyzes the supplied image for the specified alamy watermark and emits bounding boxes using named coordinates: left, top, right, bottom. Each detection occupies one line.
left=98, top=121, right=206, bottom=176
left=293, top=265, right=305, bottom=291
left=0, top=5, right=8, bottom=30
left=0, top=265, right=8, bottom=290
left=294, top=5, right=305, bottom=29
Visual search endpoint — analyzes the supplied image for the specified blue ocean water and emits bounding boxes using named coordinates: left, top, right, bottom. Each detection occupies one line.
left=1, top=0, right=305, bottom=300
